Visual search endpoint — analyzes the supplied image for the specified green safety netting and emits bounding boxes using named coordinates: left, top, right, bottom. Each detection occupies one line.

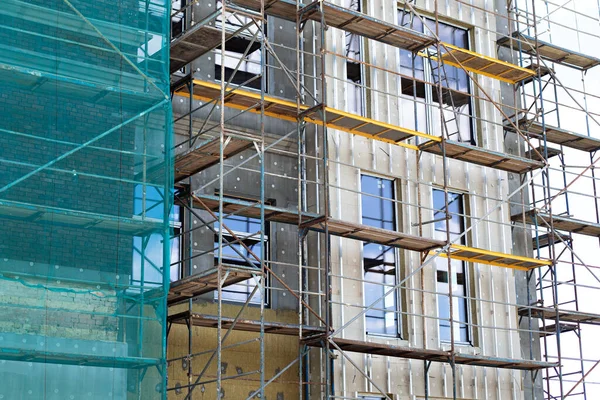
left=0, top=0, right=173, bottom=398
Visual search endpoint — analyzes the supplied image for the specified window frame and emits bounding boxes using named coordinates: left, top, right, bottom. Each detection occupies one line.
left=213, top=214, right=270, bottom=306
left=432, top=187, right=473, bottom=345
left=397, top=11, right=476, bottom=144
left=359, top=173, right=402, bottom=338
left=344, top=0, right=367, bottom=117
left=170, top=205, right=184, bottom=282
left=214, top=0, right=266, bottom=92
left=171, top=0, right=187, bottom=40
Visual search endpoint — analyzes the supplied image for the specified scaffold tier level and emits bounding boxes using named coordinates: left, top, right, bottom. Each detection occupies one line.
left=506, top=118, right=600, bottom=152
left=519, top=307, right=600, bottom=326
left=170, top=18, right=232, bottom=73
left=0, top=50, right=161, bottom=109
left=303, top=216, right=446, bottom=252
left=0, top=348, right=160, bottom=369
left=231, top=0, right=436, bottom=52
left=526, top=146, right=562, bottom=161
left=433, top=244, right=552, bottom=270
left=432, top=43, right=537, bottom=84
left=303, top=337, right=556, bottom=370
left=3, top=0, right=148, bottom=49
left=531, top=232, right=572, bottom=250
left=168, top=265, right=260, bottom=305
left=418, top=139, right=545, bottom=174
left=513, top=210, right=600, bottom=238
left=497, top=32, right=600, bottom=71
left=537, top=323, right=579, bottom=337
left=168, top=311, right=326, bottom=337
left=0, top=200, right=163, bottom=236
left=520, top=63, right=553, bottom=85
left=184, top=193, right=317, bottom=225
left=174, top=134, right=256, bottom=182
left=175, top=80, right=439, bottom=147
left=189, top=193, right=444, bottom=252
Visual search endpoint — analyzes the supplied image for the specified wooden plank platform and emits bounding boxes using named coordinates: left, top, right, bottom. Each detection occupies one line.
left=419, top=140, right=545, bottom=174
left=168, top=311, right=326, bottom=337
left=520, top=63, right=553, bottom=85
left=174, top=134, right=255, bottom=182
left=303, top=337, right=555, bottom=370
left=506, top=118, right=600, bottom=152
left=187, top=193, right=318, bottom=225
left=175, top=80, right=439, bottom=148
left=434, top=244, right=552, bottom=270
left=497, top=32, right=600, bottom=71
left=190, top=194, right=444, bottom=252
left=519, top=307, right=600, bottom=326
left=433, top=43, right=536, bottom=84
left=168, top=266, right=259, bottom=305
left=513, top=210, right=600, bottom=238
left=171, top=22, right=232, bottom=73
left=525, top=146, right=562, bottom=161
left=231, top=0, right=435, bottom=52
left=0, top=348, right=160, bottom=369
left=531, top=232, right=572, bottom=250
left=538, top=323, right=578, bottom=338
left=304, top=217, right=445, bottom=253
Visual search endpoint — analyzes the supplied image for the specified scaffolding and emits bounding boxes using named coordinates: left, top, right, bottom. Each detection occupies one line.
left=142, top=0, right=600, bottom=399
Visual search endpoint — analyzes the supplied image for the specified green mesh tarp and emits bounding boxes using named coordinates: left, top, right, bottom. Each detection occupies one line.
left=0, top=0, right=172, bottom=398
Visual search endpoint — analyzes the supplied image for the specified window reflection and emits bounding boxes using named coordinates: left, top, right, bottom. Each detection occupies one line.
left=345, top=0, right=365, bottom=116
left=361, top=175, right=398, bottom=336
left=132, top=185, right=181, bottom=286
left=214, top=214, right=268, bottom=305
left=397, top=11, right=474, bottom=144
left=433, top=188, right=470, bottom=343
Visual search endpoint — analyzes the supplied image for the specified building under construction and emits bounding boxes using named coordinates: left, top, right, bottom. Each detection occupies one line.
left=1, top=0, right=600, bottom=399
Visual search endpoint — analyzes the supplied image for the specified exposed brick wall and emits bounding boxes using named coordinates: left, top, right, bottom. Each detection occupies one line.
left=0, top=275, right=118, bottom=342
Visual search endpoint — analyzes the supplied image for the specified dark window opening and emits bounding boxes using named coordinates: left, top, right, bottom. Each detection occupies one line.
left=171, top=0, right=186, bottom=39
left=344, top=0, right=364, bottom=116
left=215, top=0, right=265, bottom=91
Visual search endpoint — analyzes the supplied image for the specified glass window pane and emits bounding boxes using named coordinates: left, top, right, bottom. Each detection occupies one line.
left=433, top=189, right=470, bottom=343
left=213, top=214, right=267, bottom=305
left=361, top=175, right=398, bottom=336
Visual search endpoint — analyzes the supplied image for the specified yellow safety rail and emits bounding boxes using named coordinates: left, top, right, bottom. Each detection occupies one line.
left=421, top=43, right=537, bottom=84
left=433, top=244, right=552, bottom=270
left=175, top=80, right=441, bottom=150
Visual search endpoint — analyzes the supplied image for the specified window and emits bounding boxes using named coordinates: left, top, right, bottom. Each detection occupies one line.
left=214, top=214, right=268, bottom=304
left=345, top=0, right=365, bottom=116
left=132, top=186, right=182, bottom=286
left=215, top=0, right=264, bottom=90
left=361, top=175, right=398, bottom=336
left=359, top=396, right=386, bottom=400
left=433, top=189, right=469, bottom=343
left=171, top=0, right=186, bottom=39
left=397, top=11, right=474, bottom=144
left=170, top=205, right=183, bottom=282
